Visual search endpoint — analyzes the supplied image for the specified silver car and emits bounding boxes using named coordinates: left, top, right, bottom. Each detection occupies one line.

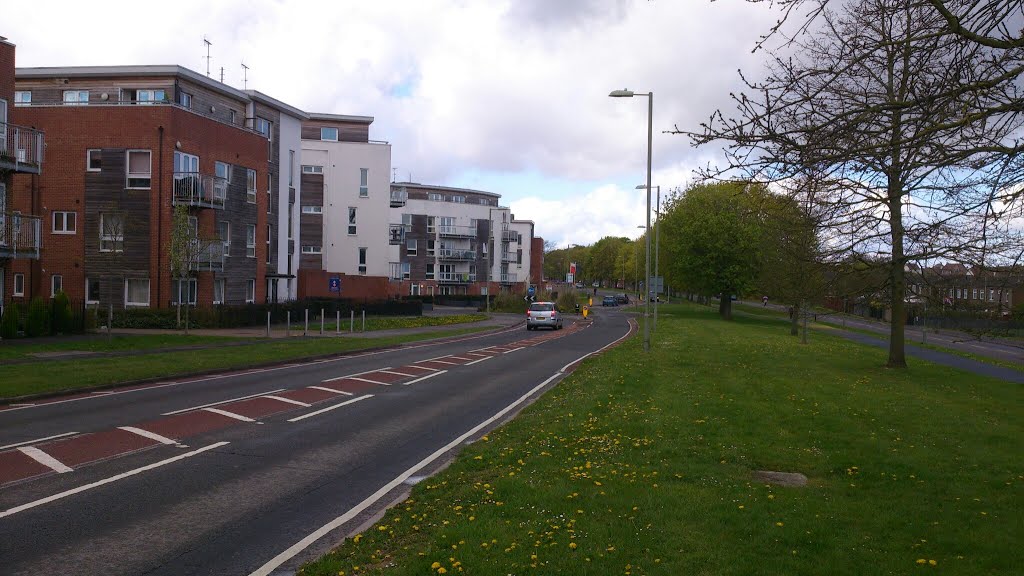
left=526, top=302, right=563, bottom=330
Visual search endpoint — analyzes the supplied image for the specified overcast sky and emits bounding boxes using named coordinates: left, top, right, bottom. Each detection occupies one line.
left=6, top=0, right=784, bottom=248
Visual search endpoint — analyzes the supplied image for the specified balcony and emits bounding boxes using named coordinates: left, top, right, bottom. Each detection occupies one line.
left=390, top=188, right=408, bottom=207
left=500, top=273, right=517, bottom=284
left=439, top=272, right=476, bottom=284
left=172, top=172, right=227, bottom=209
left=190, top=241, right=226, bottom=272
left=501, top=229, right=518, bottom=242
left=0, top=212, right=42, bottom=259
left=0, top=122, right=44, bottom=174
left=501, top=252, right=517, bottom=263
left=439, top=248, right=477, bottom=261
left=438, top=224, right=477, bottom=238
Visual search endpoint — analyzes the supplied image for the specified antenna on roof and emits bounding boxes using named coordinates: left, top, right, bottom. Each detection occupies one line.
left=203, top=36, right=213, bottom=77
left=219, top=67, right=224, bottom=83
left=241, top=62, right=250, bottom=89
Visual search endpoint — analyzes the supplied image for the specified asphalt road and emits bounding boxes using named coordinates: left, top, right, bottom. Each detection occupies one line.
left=0, top=309, right=634, bottom=575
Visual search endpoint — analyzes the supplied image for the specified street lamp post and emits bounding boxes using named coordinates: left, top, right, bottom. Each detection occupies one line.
left=611, top=89, right=653, bottom=351
left=637, top=184, right=661, bottom=332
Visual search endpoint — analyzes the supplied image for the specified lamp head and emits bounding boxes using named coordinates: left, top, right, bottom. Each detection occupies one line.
left=609, top=89, right=634, bottom=98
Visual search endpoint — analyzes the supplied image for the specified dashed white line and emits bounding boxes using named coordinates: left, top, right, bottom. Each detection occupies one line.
left=420, top=359, right=459, bottom=366
left=403, top=364, right=440, bottom=372
left=263, top=395, right=311, bottom=408
left=309, top=385, right=354, bottom=396
left=17, top=446, right=73, bottom=474
left=117, top=426, right=179, bottom=446
left=162, top=389, right=287, bottom=416
left=465, top=356, right=493, bottom=366
left=402, top=370, right=448, bottom=386
left=378, top=369, right=416, bottom=377
left=502, top=347, right=524, bottom=354
left=287, top=394, right=374, bottom=423
left=203, top=407, right=256, bottom=422
left=347, top=376, right=390, bottom=386
left=0, top=431, right=78, bottom=451
left=446, top=356, right=473, bottom=362
left=322, top=367, right=393, bottom=383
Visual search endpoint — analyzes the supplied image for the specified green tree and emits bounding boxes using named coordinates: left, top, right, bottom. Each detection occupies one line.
left=25, top=297, right=50, bottom=338
left=588, top=236, right=629, bottom=287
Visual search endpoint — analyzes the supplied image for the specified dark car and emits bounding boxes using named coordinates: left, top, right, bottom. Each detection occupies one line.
left=615, top=294, right=629, bottom=305
left=602, top=296, right=618, bottom=307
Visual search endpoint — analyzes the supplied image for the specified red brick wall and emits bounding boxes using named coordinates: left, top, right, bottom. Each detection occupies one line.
left=297, top=269, right=390, bottom=301
left=0, top=41, right=15, bottom=104
left=531, top=237, right=544, bottom=285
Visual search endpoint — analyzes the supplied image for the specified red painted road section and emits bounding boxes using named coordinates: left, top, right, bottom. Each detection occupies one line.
left=0, top=451, right=53, bottom=482
left=44, top=428, right=158, bottom=468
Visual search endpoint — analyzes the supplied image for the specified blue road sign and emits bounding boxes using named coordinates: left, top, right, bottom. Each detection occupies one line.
left=329, top=277, right=341, bottom=293
left=527, top=285, right=536, bottom=296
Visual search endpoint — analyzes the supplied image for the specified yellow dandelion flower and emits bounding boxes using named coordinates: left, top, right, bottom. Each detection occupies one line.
left=570, top=542, right=578, bottom=549
left=438, top=568, right=447, bottom=575
left=928, top=560, right=937, bottom=566
left=776, top=522, right=784, bottom=527
left=916, top=559, right=927, bottom=565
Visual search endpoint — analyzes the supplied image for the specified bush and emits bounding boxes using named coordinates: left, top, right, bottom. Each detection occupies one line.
left=1, top=304, right=21, bottom=339
left=25, top=297, right=50, bottom=338
left=51, top=291, right=74, bottom=334
left=491, top=291, right=529, bottom=313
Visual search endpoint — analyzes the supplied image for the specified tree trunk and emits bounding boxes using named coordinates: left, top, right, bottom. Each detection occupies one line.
left=790, top=302, right=799, bottom=336
left=719, top=294, right=732, bottom=320
left=888, top=189, right=907, bottom=368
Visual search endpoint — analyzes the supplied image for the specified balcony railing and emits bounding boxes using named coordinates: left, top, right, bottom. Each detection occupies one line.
left=172, top=172, right=227, bottom=209
left=500, top=273, right=517, bottom=284
left=0, top=212, right=42, bottom=259
left=439, top=248, right=477, bottom=261
left=438, top=225, right=477, bottom=238
left=501, top=229, right=518, bottom=242
left=390, top=188, right=408, bottom=207
left=0, top=122, right=44, bottom=174
left=501, top=252, right=516, bottom=263
left=439, top=272, right=476, bottom=283
left=190, top=241, right=226, bottom=272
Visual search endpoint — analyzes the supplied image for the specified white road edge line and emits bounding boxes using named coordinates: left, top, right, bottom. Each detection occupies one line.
left=503, top=347, right=524, bottom=354
left=402, top=370, right=448, bottom=386
left=162, top=389, right=286, bottom=416
left=118, top=426, right=178, bottom=446
left=263, top=395, right=311, bottom=408
left=0, top=431, right=78, bottom=451
left=203, top=407, right=256, bottom=422
left=286, top=394, right=374, bottom=423
left=465, top=356, right=493, bottom=366
left=17, top=446, right=73, bottom=474
left=322, top=367, right=393, bottom=383
left=309, top=386, right=354, bottom=396
left=1, top=442, right=228, bottom=519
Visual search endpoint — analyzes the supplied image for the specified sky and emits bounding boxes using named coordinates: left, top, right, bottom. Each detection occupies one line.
left=5, top=0, right=785, bottom=248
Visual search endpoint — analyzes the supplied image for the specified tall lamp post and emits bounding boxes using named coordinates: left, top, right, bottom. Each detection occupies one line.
left=637, top=184, right=660, bottom=331
left=611, top=89, right=653, bottom=351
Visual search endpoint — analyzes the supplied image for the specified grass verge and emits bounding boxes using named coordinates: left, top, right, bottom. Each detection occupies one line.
left=0, top=334, right=243, bottom=361
left=0, top=327, right=491, bottom=400
left=300, top=302, right=1021, bottom=576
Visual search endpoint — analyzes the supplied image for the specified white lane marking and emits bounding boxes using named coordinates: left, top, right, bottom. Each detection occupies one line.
left=465, top=356, right=493, bottom=366
left=559, top=317, right=635, bottom=373
left=402, top=370, right=448, bottom=386
left=420, top=359, right=459, bottom=366
left=263, top=395, right=311, bottom=408
left=347, top=376, right=390, bottom=386
left=161, top=389, right=286, bottom=416
left=309, top=386, right=354, bottom=396
left=8, top=403, right=36, bottom=408
left=203, top=407, right=256, bottom=422
left=89, top=391, right=115, bottom=395
left=0, top=431, right=78, bottom=451
left=0, top=442, right=228, bottom=519
left=286, top=394, right=374, bottom=423
left=403, top=364, right=440, bottom=372
left=378, top=369, right=416, bottom=377
left=322, top=367, right=393, bottom=383
left=117, top=426, right=178, bottom=446
left=462, top=352, right=490, bottom=358
left=17, top=446, right=74, bottom=474
left=503, top=347, right=524, bottom=354
left=446, top=356, right=473, bottom=362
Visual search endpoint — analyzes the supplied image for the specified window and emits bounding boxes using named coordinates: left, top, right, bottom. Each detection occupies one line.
left=218, top=220, right=230, bottom=256
left=213, top=279, right=225, bottom=304
left=425, top=263, right=435, bottom=280
left=402, top=213, right=413, bottom=229
left=215, top=161, right=231, bottom=183
left=51, top=275, right=63, bottom=297
left=86, top=278, right=100, bottom=304
left=172, top=279, right=197, bottom=305
left=452, top=195, right=465, bottom=203
left=989, top=289, right=995, bottom=302
left=479, top=198, right=491, bottom=205
left=13, top=273, right=24, bottom=297
left=245, top=169, right=257, bottom=203
left=99, top=213, right=125, bottom=252
left=427, top=239, right=436, bottom=257
left=14, top=91, right=31, bottom=105
left=289, top=151, right=295, bottom=186
left=973, top=288, right=978, bottom=300
left=266, top=224, right=272, bottom=264
left=428, top=193, right=443, bottom=202
left=136, top=89, right=166, bottom=104
left=246, top=279, right=255, bottom=303
left=178, top=91, right=192, bottom=108
left=358, top=247, right=367, bottom=274
left=63, top=90, right=89, bottom=105
left=359, top=168, right=369, bottom=197
left=301, top=245, right=322, bottom=254
left=401, top=262, right=411, bottom=280
left=302, top=165, right=324, bottom=174
left=246, top=224, right=256, bottom=258
left=256, top=117, right=272, bottom=139
left=229, top=109, right=237, bottom=124
left=52, top=211, right=77, bottom=234
left=87, top=149, right=102, bottom=171
left=125, top=278, right=151, bottom=307
left=407, top=239, right=417, bottom=256
left=348, top=207, right=357, bottom=235
left=301, top=205, right=323, bottom=214
left=126, top=150, right=152, bottom=189
left=321, top=127, right=338, bottom=141
left=427, top=216, right=435, bottom=234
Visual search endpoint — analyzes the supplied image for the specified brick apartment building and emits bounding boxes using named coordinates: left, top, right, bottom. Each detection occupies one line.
left=10, top=64, right=269, bottom=309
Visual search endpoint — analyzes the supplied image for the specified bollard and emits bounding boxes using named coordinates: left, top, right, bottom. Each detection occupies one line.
left=266, top=311, right=271, bottom=338
left=320, top=308, right=324, bottom=335
left=350, top=310, right=354, bottom=333
left=304, top=309, right=309, bottom=336
left=362, top=310, right=366, bottom=332
left=286, top=311, right=291, bottom=337
left=336, top=310, right=340, bottom=335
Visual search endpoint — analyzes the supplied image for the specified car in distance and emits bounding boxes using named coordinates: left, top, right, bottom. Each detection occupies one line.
left=615, top=294, right=629, bottom=305
left=602, top=296, right=618, bottom=307
left=527, top=302, right=563, bottom=330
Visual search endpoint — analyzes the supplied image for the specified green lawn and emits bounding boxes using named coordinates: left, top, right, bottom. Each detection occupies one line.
left=0, top=334, right=242, bottom=361
left=0, top=327, right=491, bottom=400
left=301, top=302, right=1021, bottom=576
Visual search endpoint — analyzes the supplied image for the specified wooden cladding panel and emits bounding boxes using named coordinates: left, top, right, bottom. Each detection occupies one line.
left=300, top=123, right=369, bottom=143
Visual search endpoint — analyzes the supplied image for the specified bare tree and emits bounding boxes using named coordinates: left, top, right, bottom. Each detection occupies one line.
left=683, top=0, right=1024, bottom=367
left=169, top=205, right=218, bottom=335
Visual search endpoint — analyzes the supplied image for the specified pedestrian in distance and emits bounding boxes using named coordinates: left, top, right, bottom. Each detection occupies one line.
left=763, top=295, right=769, bottom=307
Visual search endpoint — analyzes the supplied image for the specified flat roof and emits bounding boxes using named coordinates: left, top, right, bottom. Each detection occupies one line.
left=16, top=64, right=251, bottom=101
left=308, top=112, right=374, bottom=124
left=244, top=89, right=309, bottom=120
left=392, top=181, right=502, bottom=199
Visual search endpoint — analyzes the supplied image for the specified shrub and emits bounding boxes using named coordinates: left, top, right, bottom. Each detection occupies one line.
left=51, top=291, right=74, bottom=334
left=1, top=304, right=21, bottom=339
left=25, top=297, right=50, bottom=338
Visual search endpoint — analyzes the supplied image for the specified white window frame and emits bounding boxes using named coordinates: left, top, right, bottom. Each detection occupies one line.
left=348, top=207, right=357, bottom=235
left=246, top=169, right=257, bottom=203
left=14, top=91, right=31, bottom=105
left=301, top=165, right=324, bottom=174
left=406, top=238, right=417, bottom=256
left=425, top=263, right=435, bottom=280
left=218, top=220, right=231, bottom=257
left=427, top=217, right=436, bottom=234
left=126, top=149, right=152, bottom=189
left=179, top=91, right=192, bottom=108
left=136, top=89, right=166, bottom=104
left=301, top=245, right=322, bottom=254
left=63, top=90, right=89, bottom=105
left=99, top=213, right=125, bottom=253
left=13, top=273, right=25, bottom=297
left=266, top=224, right=272, bottom=264
left=358, top=247, right=367, bottom=274
left=124, top=278, right=151, bottom=307
left=172, top=278, right=198, bottom=305
left=359, top=168, right=369, bottom=197
left=215, top=161, right=232, bottom=183
left=301, top=205, right=323, bottom=214
left=86, top=278, right=100, bottom=305
left=246, top=224, right=256, bottom=258
left=289, top=150, right=296, bottom=187
left=321, top=127, right=338, bottom=141
left=452, top=195, right=465, bottom=203
left=86, top=149, right=102, bottom=171
left=51, top=211, right=77, bottom=234
left=401, top=262, right=411, bottom=280
left=51, top=274, right=63, bottom=297
left=246, top=279, right=255, bottom=303
left=427, top=239, right=436, bottom=257
left=213, top=279, right=226, bottom=305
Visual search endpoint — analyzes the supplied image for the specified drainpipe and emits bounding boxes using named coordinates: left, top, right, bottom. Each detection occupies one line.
left=157, top=125, right=164, bottom=307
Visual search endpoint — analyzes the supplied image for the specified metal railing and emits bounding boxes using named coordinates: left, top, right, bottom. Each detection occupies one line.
left=438, top=224, right=477, bottom=238
left=172, top=172, right=228, bottom=209
left=439, top=248, right=477, bottom=261
left=500, top=273, right=517, bottom=284
left=0, top=212, right=42, bottom=259
left=501, top=252, right=517, bottom=263
left=501, top=230, right=518, bottom=242
left=390, top=188, right=408, bottom=207
left=190, top=241, right=226, bottom=271
left=0, top=121, right=44, bottom=174
left=439, top=272, right=476, bottom=283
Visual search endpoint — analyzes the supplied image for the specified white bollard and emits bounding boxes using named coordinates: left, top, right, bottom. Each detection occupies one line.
left=304, top=309, right=309, bottom=336
left=266, top=311, right=271, bottom=337
left=350, top=310, right=355, bottom=333
left=362, top=310, right=366, bottom=332
left=286, top=311, right=291, bottom=337
left=320, top=308, right=324, bottom=335
left=336, top=310, right=340, bottom=335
